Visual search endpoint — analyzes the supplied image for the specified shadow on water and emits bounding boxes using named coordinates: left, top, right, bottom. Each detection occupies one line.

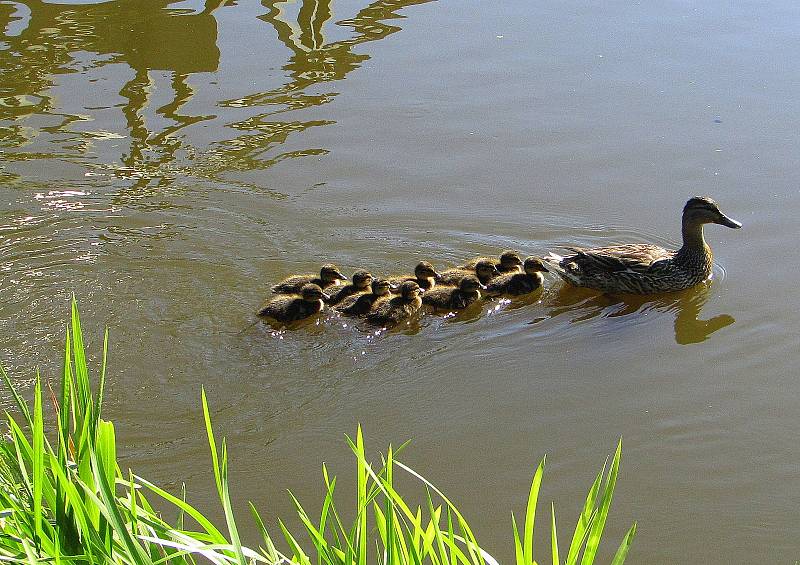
left=0, top=0, right=433, bottom=202
left=540, top=280, right=735, bottom=345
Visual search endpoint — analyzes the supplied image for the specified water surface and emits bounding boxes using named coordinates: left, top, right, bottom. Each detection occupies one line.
left=0, top=1, right=797, bottom=562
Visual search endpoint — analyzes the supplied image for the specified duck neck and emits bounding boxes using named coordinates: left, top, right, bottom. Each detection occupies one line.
left=676, top=218, right=712, bottom=267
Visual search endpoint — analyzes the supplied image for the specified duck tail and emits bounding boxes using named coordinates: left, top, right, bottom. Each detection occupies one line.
left=542, top=252, right=574, bottom=284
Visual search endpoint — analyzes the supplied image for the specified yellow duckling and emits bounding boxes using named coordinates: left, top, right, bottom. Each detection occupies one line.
left=335, top=278, right=393, bottom=316
left=271, top=263, right=347, bottom=294
left=460, top=250, right=524, bottom=273
left=366, top=280, right=423, bottom=326
left=257, top=283, right=327, bottom=323
left=325, top=270, right=373, bottom=305
left=438, top=259, right=501, bottom=286
left=422, top=275, right=484, bottom=310
left=387, top=261, right=442, bottom=292
left=484, top=257, right=549, bottom=296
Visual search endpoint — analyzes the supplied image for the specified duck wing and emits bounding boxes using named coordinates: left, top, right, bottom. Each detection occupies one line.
left=565, top=244, right=672, bottom=274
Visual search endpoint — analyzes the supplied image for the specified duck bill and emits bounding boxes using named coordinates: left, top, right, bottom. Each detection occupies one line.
left=717, top=213, right=742, bottom=229
left=539, top=265, right=549, bottom=273
left=335, top=272, right=348, bottom=280
left=321, top=292, right=332, bottom=301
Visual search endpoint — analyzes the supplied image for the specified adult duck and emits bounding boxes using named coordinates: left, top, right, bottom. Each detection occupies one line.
left=545, top=196, right=741, bottom=294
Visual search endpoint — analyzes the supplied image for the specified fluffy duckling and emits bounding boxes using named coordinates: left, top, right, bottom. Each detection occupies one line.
left=387, top=261, right=441, bottom=292
left=484, top=257, right=549, bottom=296
left=422, top=275, right=484, bottom=310
left=325, top=270, right=373, bottom=305
left=335, top=278, right=393, bottom=316
left=271, top=263, right=347, bottom=294
left=257, top=284, right=327, bottom=323
left=366, top=280, right=423, bottom=326
left=438, top=259, right=500, bottom=286
left=460, top=250, right=523, bottom=273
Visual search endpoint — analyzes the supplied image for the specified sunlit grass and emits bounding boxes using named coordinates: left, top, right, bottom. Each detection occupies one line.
left=0, top=299, right=635, bottom=564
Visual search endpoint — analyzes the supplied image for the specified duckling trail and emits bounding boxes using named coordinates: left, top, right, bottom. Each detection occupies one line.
left=0, top=0, right=798, bottom=563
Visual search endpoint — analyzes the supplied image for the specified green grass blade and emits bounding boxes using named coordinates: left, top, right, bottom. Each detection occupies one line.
left=550, top=502, right=559, bottom=565
left=580, top=440, right=622, bottom=565
left=609, top=523, right=636, bottom=565
left=523, top=456, right=545, bottom=565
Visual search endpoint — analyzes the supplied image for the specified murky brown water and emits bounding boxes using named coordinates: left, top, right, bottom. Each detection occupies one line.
left=1, top=0, right=798, bottom=562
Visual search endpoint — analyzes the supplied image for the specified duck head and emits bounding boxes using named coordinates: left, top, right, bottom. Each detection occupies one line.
left=459, top=275, right=484, bottom=295
left=372, top=278, right=392, bottom=297
left=414, top=261, right=441, bottom=281
left=351, top=270, right=373, bottom=290
left=301, top=284, right=327, bottom=303
left=474, top=259, right=501, bottom=279
left=499, top=250, right=523, bottom=270
left=321, top=264, right=348, bottom=283
left=683, top=197, right=742, bottom=229
left=523, top=257, right=549, bottom=274
left=399, top=280, right=422, bottom=300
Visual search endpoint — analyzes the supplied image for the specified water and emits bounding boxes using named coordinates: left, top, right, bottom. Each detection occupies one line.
left=0, top=0, right=797, bottom=562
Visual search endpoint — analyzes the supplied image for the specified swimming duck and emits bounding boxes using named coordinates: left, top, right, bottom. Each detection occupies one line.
left=422, top=275, right=484, bottom=310
left=544, top=196, right=741, bottom=294
left=460, top=250, right=523, bottom=273
left=438, top=259, right=501, bottom=286
left=335, top=278, right=393, bottom=316
left=387, top=261, right=441, bottom=292
left=485, top=257, right=549, bottom=296
left=271, top=263, right=347, bottom=294
left=257, top=284, right=327, bottom=323
left=366, top=280, right=423, bottom=326
left=325, top=270, right=373, bottom=305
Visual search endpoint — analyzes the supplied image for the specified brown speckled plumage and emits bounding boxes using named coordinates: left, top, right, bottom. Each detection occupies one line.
left=545, top=197, right=741, bottom=294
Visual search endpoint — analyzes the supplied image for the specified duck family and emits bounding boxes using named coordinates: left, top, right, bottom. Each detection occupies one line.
left=257, top=197, right=741, bottom=327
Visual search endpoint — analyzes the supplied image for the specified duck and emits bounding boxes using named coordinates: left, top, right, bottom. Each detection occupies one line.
left=422, top=275, right=484, bottom=310
left=485, top=256, right=549, bottom=296
left=544, top=196, right=741, bottom=294
left=335, top=278, right=393, bottom=316
left=438, top=259, right=501, bottom=286
left=387, top=261, right=441, bottom=292
left=366, top=280, right=423, bottom=326
left=460, top=250, right=524, bottom=273
left=257, top=283, right=327, bottom=323
left=271, top=263, right=347, bottom=294
left=325, top=270, right=373, bottom=305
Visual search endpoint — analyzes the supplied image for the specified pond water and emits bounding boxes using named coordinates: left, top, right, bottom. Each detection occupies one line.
left=0, top=0, right=798, bottom=562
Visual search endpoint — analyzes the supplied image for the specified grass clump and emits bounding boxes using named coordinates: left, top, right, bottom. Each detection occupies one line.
left=0, top=299, right=635, bottom=564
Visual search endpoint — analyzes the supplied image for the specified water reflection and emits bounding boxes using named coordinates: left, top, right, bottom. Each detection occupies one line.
left=542, top=281, right=735, bottom=345
left=0, top=0, right=432, bottom=198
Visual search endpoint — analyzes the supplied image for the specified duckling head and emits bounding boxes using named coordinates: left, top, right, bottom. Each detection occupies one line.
left=459, top=275, right=484, bottom=294
left=351, top=270, right=373, bottom=290
left=414, top=261, right=441, bottom=281
left=372, top=278, right=392, bottom=296
left=301, top=284, right=327, bottom=303
left=399, top=280, right=422, bottom=300
left=499, top=250, right=523, bottom=269
left=321, top=264, right=348, bottom=283
left=475, top=259, right=501, bottom=278
left=523, top=257, right=549, bottom=274
left=683, top=197, right=742, bottom=229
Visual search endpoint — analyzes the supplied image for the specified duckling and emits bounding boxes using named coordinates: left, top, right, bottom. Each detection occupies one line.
left=366, top=280, right=423, bottom=326
left=271, top=263, right=347, bottom=294
left=460, top=250, right=524, bottom=273
left=387, top=261, right=441, bottom=292
left=325, top=270, right=373, bottom=305
left=484, top=257, right=549, bottom=296
left=437, top=259, right=501, bottom=286
left=335, top=278, right=393, bottom=316
left=544, top=196, right=742, bottom=294
left=257, top=284, right=327, bottom=323
left=422, top=275, right=484, bottom=310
